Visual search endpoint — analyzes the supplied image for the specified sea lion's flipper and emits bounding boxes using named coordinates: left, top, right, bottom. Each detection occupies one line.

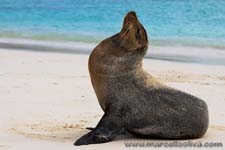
left=74, top=129, right=109, bottom=146
left=74, top=113, right=124, bottom=146
left=86, top=127, right=95, bottom=130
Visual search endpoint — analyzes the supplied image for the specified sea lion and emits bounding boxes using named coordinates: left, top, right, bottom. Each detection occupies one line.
left=74, top=11, right=209, bottom=146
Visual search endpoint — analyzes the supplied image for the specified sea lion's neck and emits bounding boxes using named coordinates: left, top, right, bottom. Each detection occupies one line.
left=89, top=54, right=144, bottom=78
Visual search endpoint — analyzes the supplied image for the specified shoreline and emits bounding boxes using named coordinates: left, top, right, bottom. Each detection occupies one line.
left=1, top=37, right=225, bottom=66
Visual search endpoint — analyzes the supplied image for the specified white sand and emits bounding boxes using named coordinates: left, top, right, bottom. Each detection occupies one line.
left=0, top=48, right=225, bottom=149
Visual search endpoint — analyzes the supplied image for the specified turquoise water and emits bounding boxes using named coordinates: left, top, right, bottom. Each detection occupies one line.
left=0, top=0, right=225, bottom=48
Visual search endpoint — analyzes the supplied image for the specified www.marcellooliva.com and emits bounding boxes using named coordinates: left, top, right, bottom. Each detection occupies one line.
left=124, top=141, right=223, bottom=148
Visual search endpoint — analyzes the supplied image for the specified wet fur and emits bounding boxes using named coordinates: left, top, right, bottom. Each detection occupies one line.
left=74, top=11, right=209, bottom=146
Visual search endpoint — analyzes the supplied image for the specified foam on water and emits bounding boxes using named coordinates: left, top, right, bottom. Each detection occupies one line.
left=1, top=38, right=225, bottom=66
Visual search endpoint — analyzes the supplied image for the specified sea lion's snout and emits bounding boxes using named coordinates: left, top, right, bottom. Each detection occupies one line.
left=120, top=11, right=148, bottom=52
left=126, top=11, right=137, bottom=17
left=124, top=11, right=138, bottom=22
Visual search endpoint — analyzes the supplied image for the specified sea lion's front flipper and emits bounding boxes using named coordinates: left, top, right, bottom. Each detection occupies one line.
left=86, top=127, right=95, bottom=130
left=74, top=113, right=124, bottom=146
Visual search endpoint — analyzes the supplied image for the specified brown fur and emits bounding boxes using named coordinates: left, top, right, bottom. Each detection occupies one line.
left=74, top=11, right=209, bottom=146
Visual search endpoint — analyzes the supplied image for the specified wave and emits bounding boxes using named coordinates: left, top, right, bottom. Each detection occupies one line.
left=0, top=38, right=95, bottom=54
left=151, top=38, right=225, bottom=50
left=149, top=45, right=225, bottom=66
left=1, top=30, right=225, bottom=50
left=1, top=37, right=225, bottom=66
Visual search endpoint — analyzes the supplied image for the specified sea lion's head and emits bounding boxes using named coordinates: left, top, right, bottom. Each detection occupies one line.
left=89, top=11, right=149, bottom=76
left=119, top=11, right=148, bottom=54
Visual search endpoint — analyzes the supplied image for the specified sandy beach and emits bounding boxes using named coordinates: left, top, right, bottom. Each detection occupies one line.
left=0, top=47, right=225, bottom=150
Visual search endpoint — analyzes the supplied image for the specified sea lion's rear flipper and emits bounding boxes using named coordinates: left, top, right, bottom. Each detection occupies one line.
left=74, top=113, right=124, bottom=146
